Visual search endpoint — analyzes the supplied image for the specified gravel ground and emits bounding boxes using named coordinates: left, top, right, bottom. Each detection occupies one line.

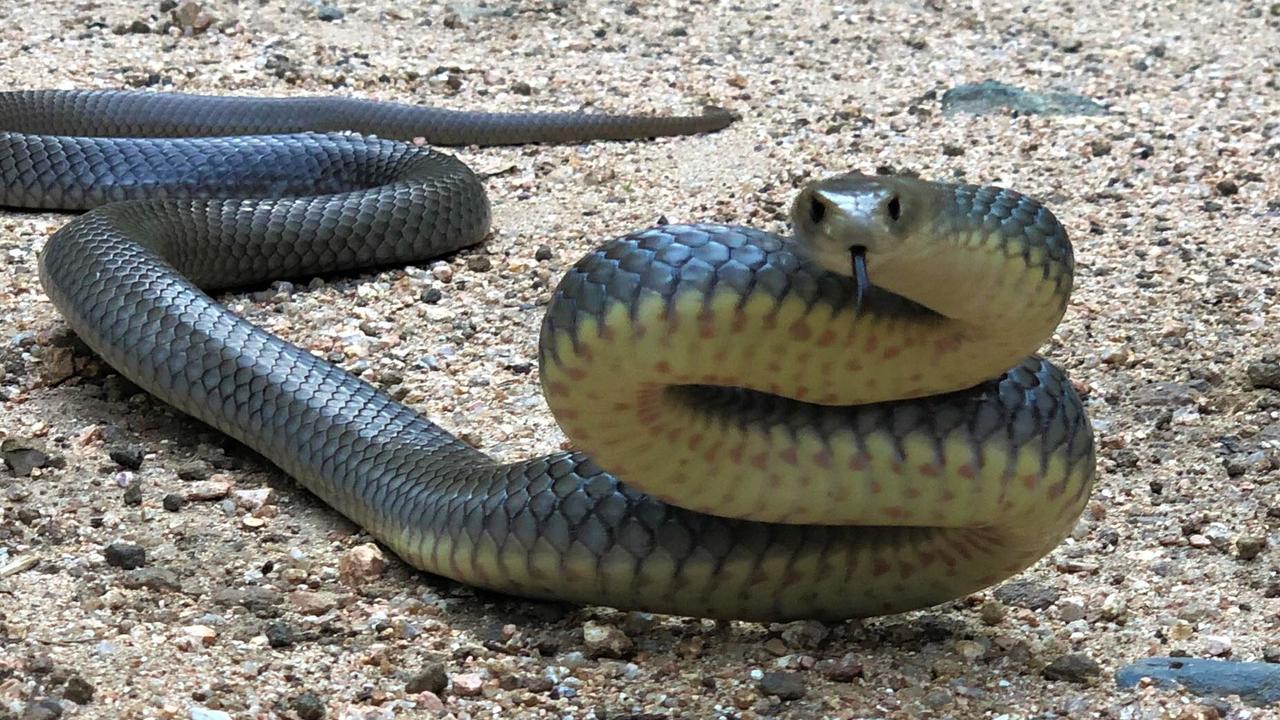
left=2, top=1, right=1279, bottom=718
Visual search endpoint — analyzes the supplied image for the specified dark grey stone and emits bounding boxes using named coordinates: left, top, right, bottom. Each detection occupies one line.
left=103, top=542, right=146, bottom=570
left=1115, top=657, right=1280, bottom=707
left=1043, top=653, right=1102, bottom=683
left=941, top=80, right=1109, bottom=116
left=758, top=671, right=806, bottom=700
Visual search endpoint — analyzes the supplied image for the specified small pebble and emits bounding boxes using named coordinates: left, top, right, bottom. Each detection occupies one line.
left=525, top=675, right=555, bottom=693
left=2, top=438, right=54, bottom=477
left=1204, top=635, right=1233, bottom=657
left=182, top=624, right=217, bottom=646
left=406, top=661, right=448, bottom=695
left=1247, top=360, right=1280, bottom=390
left=418, top=691, right=445, bottom=712
left=1202, top=523, right=1233, bottom=549
left=1236, top=535, right=1266, bottom=560
left=265, top=621, right=294, bottom=648
left=108, top=444, right=145, bottom=470
left=184, top=480, right=232, bottom=501
left=1101, top=593, right=1128, bottom=621
left=994, top=579, right=1060, bottom=610
left=170, top=1, right=214, bottom=34
left=62, top=676, right=95, bottom=704
left=103, top=542, right=146, bottom=570
left=582, top=621, right=633, bottom=658
left=762, top=637, right=789, bottom=656
left=120, top=19, right=152, bottom=34
left=232, top=487, right=274, bottom=510
left=758, top=671, right=805, bottom=700
left=955, top=639, right=986, bottom=661
left=820, top=653, right=864, bottom=682
left=338, top=543, right=385, bottom=586
left=176, top=460, right=213, bottom=481
left=290, top=692, right=325, bottom=720
left=451, top=672, right=484, bottom=697
left=778, top=620, right=829, bottom=650
left=119, top=568, right=181, bottom=592
left=162, top=493, right=187, bottom=512
left=288, top=590, right=337, bottom=615
left=25, top=654, right=54, bottom=674
left=314, top=4, right=344, bottom=21
left=922, top=687, right=954, bottom=709
left=122, top=479, right=143, bottom=506
left=979, top=600, right=1006, bottom=625
left=1101, top=346, right=1131, bottom=364
left=1042, top=653, right=1102, bottom=683
left=675, top=635, right=705, bottom=658
left=559, top=650, right=588, bottom=670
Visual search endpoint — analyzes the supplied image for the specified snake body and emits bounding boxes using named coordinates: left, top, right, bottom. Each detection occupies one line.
left=3, top=90, right=1094, bottom=620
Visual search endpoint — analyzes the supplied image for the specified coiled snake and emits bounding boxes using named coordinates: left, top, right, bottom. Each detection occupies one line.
left=1, top=90, right=1094, bottom=620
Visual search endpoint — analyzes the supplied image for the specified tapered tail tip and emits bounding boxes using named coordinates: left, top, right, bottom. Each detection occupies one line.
left=700, top=105, right=740, bottom=131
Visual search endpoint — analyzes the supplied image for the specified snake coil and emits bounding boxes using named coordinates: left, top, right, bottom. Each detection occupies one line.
left=2, top=90, right=1094, bottom=620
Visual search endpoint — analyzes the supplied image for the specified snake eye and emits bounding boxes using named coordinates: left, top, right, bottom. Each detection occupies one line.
left=808, top=194, right=827, bottom=225
left=886, top=196, right=901, bottom=223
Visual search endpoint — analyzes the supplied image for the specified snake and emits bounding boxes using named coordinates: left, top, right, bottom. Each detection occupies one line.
left=1, top=90, right=1095, bottom=621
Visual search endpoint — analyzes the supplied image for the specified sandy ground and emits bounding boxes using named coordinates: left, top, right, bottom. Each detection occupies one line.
left=2, top=1, right=1279, bottom=718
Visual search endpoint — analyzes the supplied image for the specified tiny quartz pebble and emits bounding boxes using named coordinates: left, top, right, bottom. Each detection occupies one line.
left=338, top=543, right=385, bottom=586
left=451, top=672, right=484, bottom=697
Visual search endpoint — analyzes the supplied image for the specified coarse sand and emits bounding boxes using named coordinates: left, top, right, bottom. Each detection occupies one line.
left=1, top=1, right=1278, bottom=718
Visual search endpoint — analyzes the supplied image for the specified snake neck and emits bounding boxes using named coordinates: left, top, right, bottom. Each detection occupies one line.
left=863, top=239, right=1071, bottom=382
left=793, top=179, right=1076, bottom=385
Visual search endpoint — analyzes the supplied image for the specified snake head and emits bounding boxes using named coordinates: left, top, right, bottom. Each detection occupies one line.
left=790, top=172, right=944, bottom=282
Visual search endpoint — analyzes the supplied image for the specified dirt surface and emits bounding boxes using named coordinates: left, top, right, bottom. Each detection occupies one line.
left=2, top=1, right=1279, bottom=718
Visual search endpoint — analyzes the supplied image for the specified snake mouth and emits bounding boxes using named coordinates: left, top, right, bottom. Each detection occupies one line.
left=850, top=245, right=869, bottom=314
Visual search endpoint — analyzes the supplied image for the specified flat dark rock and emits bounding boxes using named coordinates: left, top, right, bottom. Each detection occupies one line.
left=941, top=80, right=1109, bottom=116
left=1115, top=657, right=1280, bottom=707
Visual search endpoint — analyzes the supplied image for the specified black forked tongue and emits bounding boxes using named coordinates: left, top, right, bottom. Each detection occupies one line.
left=851, top=246, right=869, bottom=315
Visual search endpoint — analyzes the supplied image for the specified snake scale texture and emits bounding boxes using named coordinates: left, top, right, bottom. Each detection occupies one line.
left=2, top=90, right=1094, bottom=620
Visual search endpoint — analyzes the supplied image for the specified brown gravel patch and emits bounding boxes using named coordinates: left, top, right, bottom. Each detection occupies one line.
left=2, top=1, right=1278, bottom=718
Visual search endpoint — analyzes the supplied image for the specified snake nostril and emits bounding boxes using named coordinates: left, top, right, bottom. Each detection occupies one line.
left=886, top=196, right=901, bottom=222
left=808, top=194, right=827, bottom=225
